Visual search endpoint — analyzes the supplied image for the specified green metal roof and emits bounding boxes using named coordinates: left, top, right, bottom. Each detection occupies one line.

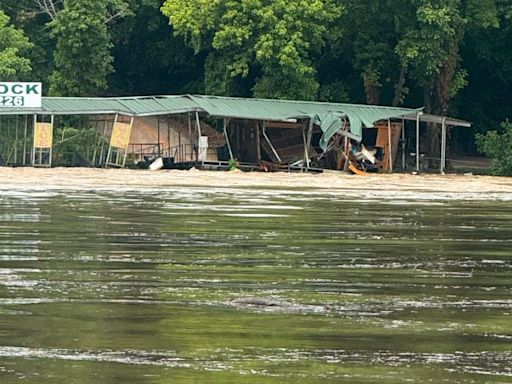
left=0, top=94, right=419, bottom=118
left=0, top=94, right=423, bottom=147
left=0, top=95, right=198, bottom=116
left=43, top=97, right=123, bottom=115
left=190, top=94, right=417, bottom=121
left=189, top=95, right=421, bottom=147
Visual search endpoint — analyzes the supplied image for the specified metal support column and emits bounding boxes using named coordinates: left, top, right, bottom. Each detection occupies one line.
left=440, top=117, right=447, bottom=174
left=121, top=116, right=134, bottom=167
left=305, top=118, right=314, bottom=168
left=23, top=115, right=28, bottom=166
left=342, top=118, right=350, bottom=172
left=262, top=123, right=282, bottom=162
left=416, top=112, right=421, bottom=173
left=387, top=119, right=393, bottom=172
left=14, top=115, right=19, bottom=165
left=105, top=114, right=118, bottom=167
left=195, top=111, right=202, bottom=161
left=99, top=117, right=109, bottom=167
left=401, top=117, right=406, bottom=171
left=31, top=114, right=36, bottom=166
left=167, top=118, right=171, bottom=158
left=195, top=111, right=202, bottom=137
left=49, top=115, right=54, bottom=168
left=188, top=112, right=192, bottom=160
left=302, top=121, right=308, bottom=169
left=223, top=118, right=234, bottom=161
left=91, top=119, right=99, bottom=166
left=157, top=119, right=161, bottom=157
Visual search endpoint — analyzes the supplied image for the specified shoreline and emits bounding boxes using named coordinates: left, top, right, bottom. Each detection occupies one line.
left=1, top=167, right=512, bottom=201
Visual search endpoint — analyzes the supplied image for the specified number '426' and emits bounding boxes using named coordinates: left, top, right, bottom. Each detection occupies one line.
left=0, top=96, right=24, bottom=107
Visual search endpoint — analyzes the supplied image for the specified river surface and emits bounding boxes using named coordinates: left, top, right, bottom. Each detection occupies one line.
left=0, top=186, right=511, bottom=383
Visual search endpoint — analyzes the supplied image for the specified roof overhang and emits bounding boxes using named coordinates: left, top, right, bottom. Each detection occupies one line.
left=402, top=112, right=472, bottom=128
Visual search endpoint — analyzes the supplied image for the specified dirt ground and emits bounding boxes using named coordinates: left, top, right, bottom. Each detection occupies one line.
left=1, top=167, right=512, bottom=201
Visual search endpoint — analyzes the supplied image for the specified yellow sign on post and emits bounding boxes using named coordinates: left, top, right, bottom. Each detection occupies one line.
left=110, top=122, right=132, bottom=149
left=34, top=122, right=53, bottom=148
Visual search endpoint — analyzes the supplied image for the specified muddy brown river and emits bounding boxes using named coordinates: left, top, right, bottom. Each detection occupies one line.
left=0, top=170, right=511, bottom=383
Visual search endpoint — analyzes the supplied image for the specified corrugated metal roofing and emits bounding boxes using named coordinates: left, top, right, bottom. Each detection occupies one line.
left=0, top=94, right=419, bottom=119
left=188, top=95, right=422, bottom=143
left=0, top=94, right=426, bottom=146
left=0, top=96, right=198, bottom=116
left=2, top=94, right=473, bottom=149
left=189, top=94, right=418, bottom=122
left=403, top=113, right=472, bottom=127
left=43, top=97, right=124, bottom=115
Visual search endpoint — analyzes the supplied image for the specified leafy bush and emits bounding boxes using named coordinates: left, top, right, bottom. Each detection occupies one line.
left=476, top=121, right=512, bottom=176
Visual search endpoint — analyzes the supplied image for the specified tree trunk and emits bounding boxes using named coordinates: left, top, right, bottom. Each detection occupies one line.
left=392, top=67, right=407, bottom=107
left=431, top=46, right=459, bottom=158
left=423, top=83, right=440, bottom=157
left=363, top=72, right=380, bottom=105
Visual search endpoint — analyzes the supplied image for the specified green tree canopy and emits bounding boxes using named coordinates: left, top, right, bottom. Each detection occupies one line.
left=49, top=0, right=117, bottom=96
left=1, top=0, right=512, bottom=158
left=476, top=121, right=512, bottom=176
left=161, top=0, right=343, bottom=100
left=0, top=10, right=33, bottom=80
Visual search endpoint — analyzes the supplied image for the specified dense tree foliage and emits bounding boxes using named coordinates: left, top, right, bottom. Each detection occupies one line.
left=0, top=0, right=512, bottom=157
left=49, top=0, right=115, bottom=96
left=161, top=0, right=342, bottom=100
left=476, top=121, right=512, bottom=176
left=0, top=10, right=32, bottom=80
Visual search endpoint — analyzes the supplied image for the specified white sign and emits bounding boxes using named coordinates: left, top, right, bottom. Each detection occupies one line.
left=0, top=82, right=42, bottom=108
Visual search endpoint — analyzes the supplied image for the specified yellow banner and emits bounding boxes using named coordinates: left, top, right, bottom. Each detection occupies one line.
left=34, top=122, right=53, bottom=148
left=110, top=122, right=132, bottom=149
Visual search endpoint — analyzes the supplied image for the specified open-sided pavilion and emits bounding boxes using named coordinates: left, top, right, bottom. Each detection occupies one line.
left=0, top=94, right=471, bottom=172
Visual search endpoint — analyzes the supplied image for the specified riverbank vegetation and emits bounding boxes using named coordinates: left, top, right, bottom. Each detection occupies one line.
left=476, top=121, right=512, bottom=176
left=1, top=1, right=512, bottom=171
